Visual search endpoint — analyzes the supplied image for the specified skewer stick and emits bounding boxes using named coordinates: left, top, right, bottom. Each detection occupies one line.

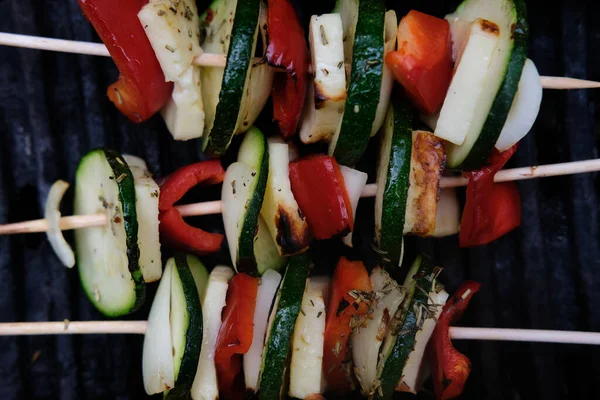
left=1, top=158, right=599, bottom=235
left=0, top=32, right=598, bottom=90
left=539, top=76, right=600, bottom=90
left=0, top=320, right=598, bottom=345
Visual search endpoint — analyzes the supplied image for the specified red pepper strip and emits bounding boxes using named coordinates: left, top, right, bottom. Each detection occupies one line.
left=385, top=10, right=452, bottom=115
left=459, top=144, right=521, bottom=247
left=159, top=160, right=225, bottom=211
left=428, top=281, right=481, bottom=400
left=158, top=160, right=225, bottom=255
left=215, top=274, right=258, bottom=400
left=159, top=208, right=223, bottom=255
left=323, top=257, right=371, bottom=394
left=78, top=0, right=173, bottom=122
left=289, top=155, right=353, bottom=240
left=266, top=0, right=308, bottom=138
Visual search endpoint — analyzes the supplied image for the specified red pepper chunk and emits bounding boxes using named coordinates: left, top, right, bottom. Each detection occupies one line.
left=385, top=10, right=452, bottom=115
left=158, top=160, right=225, bottom=255
left=266, top=0, right=308, bottom=138
left=159, top=160, right=225, bottom=211
left=323, top=257, right=371, bottom=394
left=428, top=281, right=481, bottom=400
left=459, top=144, right=521, bottom=247
left=215, top=274, right=258, bottom=400
left=159, top=208, right=223, bottom=255
left=78, top=0, right=172, bottom=122
left=289, top=155, right=353, bottom=240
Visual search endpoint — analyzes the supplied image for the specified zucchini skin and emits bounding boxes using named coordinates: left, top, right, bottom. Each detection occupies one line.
left=332, top=0, right=386, bottom=166
left=203, top=0, right=261, bottom=157
left=166, top=254, right=204, bottom=399
left=105, top=149, right=146, bottom=313
left=258, top=254, right=311, bottom=400
left=238, top=131, right=269, bottom=275
left=378, top=255, right=436, bottom=399
left=455, top=0, right=528, bottom=170
left=380, top=97, right=413, bottom=264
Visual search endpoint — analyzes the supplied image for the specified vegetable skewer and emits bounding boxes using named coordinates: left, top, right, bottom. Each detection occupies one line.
left=0, top=32, right=599, bottom=90
left=1, top=157, right=599, bottom=236
left=0, top=321, right=597, bottom=345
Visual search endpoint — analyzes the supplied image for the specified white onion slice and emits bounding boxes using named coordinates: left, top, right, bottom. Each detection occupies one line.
left=495, top=59, right=543, bottom=151
left=352, top=267, right=404, bottom=394
left=265, top=136, right=299, bottom=161
left=142, top=261, right=175, bottom=394
left=244, top=269, right=282, bottom=392
left=44, top=180, right=75, bottom=268
left=340, top=166, right=368, bottom=247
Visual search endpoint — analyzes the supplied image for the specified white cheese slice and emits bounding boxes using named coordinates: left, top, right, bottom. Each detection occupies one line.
left=138, top=0, right=201, bottom=82
left=299, top=13, right=347, bottom=144
left=289, top=280, right=326, bottom=399
left=191, top=266, right=234, bottom=400
left=260, top=140, right=309, bottom=256
left=139, top=0, right=205, bottom=141
left=434, top=18, right=501, bottom=145
left=161, top=66, right=205, bottom=140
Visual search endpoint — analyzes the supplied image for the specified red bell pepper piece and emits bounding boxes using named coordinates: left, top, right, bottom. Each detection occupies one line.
left=428, top=281, right=481, bottom=400
left=459, top=144, right=521, bottom=247
left=289, top=155, right=353, bottom=240
left=266, top=0, right=308, bottom=138
left=78, top=0, right=173, bottom=122
left=158, top=160, right=225, bottom=255
left=323, top=257, right=371, bottom=394
left=215, top=273, right=258, bottom=400
left=159, top=208, right=223, bottom=255
left=385, top=10, right=452, bottom=115
left=159, top=160, right=225, bottom=211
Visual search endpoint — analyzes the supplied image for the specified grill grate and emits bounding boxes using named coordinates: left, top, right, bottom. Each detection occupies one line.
left=0, top=0, right=599, bottom=399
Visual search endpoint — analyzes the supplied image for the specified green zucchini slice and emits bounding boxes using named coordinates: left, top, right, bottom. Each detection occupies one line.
left=200, top=0, right=261, bottom=157
left=376, top=255, right=439, bottom=399
left=443, top=0, right=528, bottom=169
left=222, top=127, right=269, bottom=274
left=122, top=155, right=161, bottom=283
left=74, top=149, right=144, bottom=317
left=165, top=254, right=205, bottom=399
left=374, top=99, right=413, bottom=266
left=258, top=254, right=311, bottom=400
left=395, top=288, right=449, bottom=393
left=329, top=0, right=387, bottom=166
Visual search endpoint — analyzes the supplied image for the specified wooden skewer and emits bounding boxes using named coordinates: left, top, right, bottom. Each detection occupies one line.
left=1, top=158, right=599, bottom=235
left=0, top=32, right=598, bottom=90
left=0, top=320, right=597, bottom=345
